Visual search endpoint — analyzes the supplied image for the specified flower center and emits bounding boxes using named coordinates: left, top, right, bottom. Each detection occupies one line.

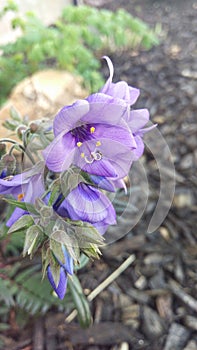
left=72, top=125, right=103, bottom=164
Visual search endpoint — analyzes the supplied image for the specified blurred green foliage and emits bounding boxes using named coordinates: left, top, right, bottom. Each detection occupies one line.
left=0, top=2, right=159, bottom=106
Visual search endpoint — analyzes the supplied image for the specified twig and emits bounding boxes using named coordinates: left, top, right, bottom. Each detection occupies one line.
left=169, top=278, right=197, bottom=312
left=65, top=254, right=136, bottom=323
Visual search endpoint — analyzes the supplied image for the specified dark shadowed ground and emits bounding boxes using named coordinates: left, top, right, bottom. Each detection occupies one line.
left=1, top=0, right=197, bottom=349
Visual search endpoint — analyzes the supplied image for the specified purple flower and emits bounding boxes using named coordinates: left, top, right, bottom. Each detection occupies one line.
left=127, top=109, right=155, bottom=160
left=47, top=247, right=73, bottom=299
left=56, top=182, right=116, bottom=235
left=100, top=56, right=140, bottom=106
left=101, top=56, right=155, bottom=160
left=0, top=162, right=45, bottom=227
left=43, top=93, right=137, bottom=179
left=47, top=266, right=68, bottom=300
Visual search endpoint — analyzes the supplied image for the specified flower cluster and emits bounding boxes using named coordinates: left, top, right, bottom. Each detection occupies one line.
left=0, top=57, right=153, bottom=299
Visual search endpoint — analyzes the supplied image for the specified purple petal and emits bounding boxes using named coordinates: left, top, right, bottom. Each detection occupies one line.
left=76, top=155, right=118, bottom=178
left=128, top=109, right=150, bottom=133
left=89, top=175, right=116, bottom=192
left=0, top=161, right=44, bottom=196
left=84, top=93, right=127, bottom=124
left=59, top=183, right=116, bottom=226
left=136, top=123, right=157, bottom=136
left=47, top=266, right=67, bottom=300
left=93, top=222, right=110, bottom=235
left=6, top=208, right=27, bottom=227
left=53, top=100, right=89, bottom=137
left=132, top=135, right=145, bottom=160
left=113, top=178, right=127, bottom=193
left=43, top=132, right=75, bottom=172
left=74, top=137, right=135, bottom=178
left=93, top=122, right=136, bottom=149
left=61, top=246, right=74, bottom=275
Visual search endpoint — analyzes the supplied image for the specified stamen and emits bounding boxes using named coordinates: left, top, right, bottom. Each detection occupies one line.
left=17, top=193, right=24, bottom=201
left=77, top=141, right=83, bottom=147
left=90, top=126, right=95, bottom=134
left=85, top=155, right=94, bottom=164
left=96, top=141, right=101, bottom=147
left=91, top=151, right=102, bottom=161
left=81, top=153, right=85, bottom=158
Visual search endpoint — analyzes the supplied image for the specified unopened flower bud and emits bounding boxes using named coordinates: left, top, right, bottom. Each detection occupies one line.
left=16, top=125, right=27, bottom=140
left=29, top=122, right=39, bottom=133
left=2, top=154, right=16, bottom=175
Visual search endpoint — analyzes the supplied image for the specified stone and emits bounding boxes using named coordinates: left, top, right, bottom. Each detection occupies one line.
left=0, top=69, right=88, bottom=138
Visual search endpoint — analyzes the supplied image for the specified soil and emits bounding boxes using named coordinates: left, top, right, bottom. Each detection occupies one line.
left=1, top=0, right=197, bottom=349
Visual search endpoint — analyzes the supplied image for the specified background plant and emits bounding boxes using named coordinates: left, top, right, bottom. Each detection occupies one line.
left=0, top=2, right=159, bottom=106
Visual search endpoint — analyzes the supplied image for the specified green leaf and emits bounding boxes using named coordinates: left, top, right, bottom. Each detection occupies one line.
left=0, top=323, right=10, bottom=331
left=0, top=277, right=15, bottom=307
left=68, top=275, right=92, bottom=328
left=10, top=106, right=22, bottom=121
left=7, top=214, right=34, bottom=234
left=74, top=254, right=89, bottom=271
left=3, top=197, right=39, bottom=215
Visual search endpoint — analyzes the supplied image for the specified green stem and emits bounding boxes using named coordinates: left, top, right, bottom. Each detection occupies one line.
left=0, top=138, right=35, bottom=165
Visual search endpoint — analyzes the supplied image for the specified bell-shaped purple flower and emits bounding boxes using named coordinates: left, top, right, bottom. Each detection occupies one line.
left=100, top=56, right=155, bottom=161
left=100, top=56, right=140, bottom=106
left=47, top=246, right=73, bottom=299
left=43, top=93, right=137, bottom=179
left=0, top=162, right=45, bottom=227
left=56, top=182, right=116, bottom=235
left=55, top=245, right=74, bottom=276
left=47, top=266, right=68, bottom=300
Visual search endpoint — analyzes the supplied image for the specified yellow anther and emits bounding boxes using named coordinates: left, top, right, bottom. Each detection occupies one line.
left=90, top=126, right=95, bottom=134
left=81, top=152, right=85, bottom=158
left=17, top=193, right=24, bottom=201
left=96, top=141, right=101, bottom=147
left=77, top=141, right=83, bottom=147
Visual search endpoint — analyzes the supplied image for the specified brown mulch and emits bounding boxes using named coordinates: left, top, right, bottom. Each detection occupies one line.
left=1, top=0, right=197, bottom=349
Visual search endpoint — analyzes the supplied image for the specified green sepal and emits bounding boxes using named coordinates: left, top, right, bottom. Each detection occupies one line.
left=47, top=179, right=61, bottom=206
left=68, top=275, right=92, bottom=328
left=50, top=239, right=65, bottom=265
left=41, top=245, right=61, bottom=287
left=23, top=224, right=44, bottom=258
left=41, top=246, right=51, bottom=281
left=49, top=254, right=61, bottom=288
left=60, top=168, right=85, bottom=198
left=82, top=243, right=102, bottom=260
left=7, top=214, right=34, bottom=234
left=74, top=223, right=105, bottom=247
left=74, top=254, right=89, bottom=271
left=50, top=229, right=80, bottom=263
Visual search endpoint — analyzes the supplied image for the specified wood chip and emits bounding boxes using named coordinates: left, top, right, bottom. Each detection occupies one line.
left=156, top=293, right=173, bottom=322
left=142, top=306, right=166, bottom=339
left=169, top=278, right=197, bottom=312
left=164, top=323, right=191, bottom=350
left=184, top=315, right=197, bottom=331
left=183, top=340, right=197, bottom=350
